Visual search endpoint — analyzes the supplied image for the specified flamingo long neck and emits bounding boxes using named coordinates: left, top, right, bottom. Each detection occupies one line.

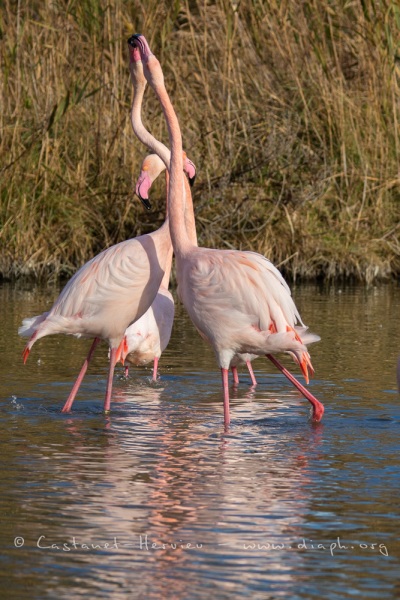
left=184, top=176, right=197, bottom=246
left=161, top=172, right=173, bottom=289
left=148, top=76, right=193, bottom=256
left=130, top=66, right=171, bottom=169
left=130, top=57, right=195, bottom=252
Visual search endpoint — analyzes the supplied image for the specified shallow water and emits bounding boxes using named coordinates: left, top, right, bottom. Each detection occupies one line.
left=1, top=281, right=399, bottom=599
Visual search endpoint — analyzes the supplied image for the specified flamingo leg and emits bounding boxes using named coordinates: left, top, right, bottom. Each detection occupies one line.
left=152, top=357, right=159, bottom=381
left=61, top=337, right=101, bottom=413
left=246, top=361, right=257, bottom=386
left=265, top=354, right=324, bottom=422
left=124, top=365, right=129, bottom=378
left=104, top=347, right=118, bottom=413
left=231, top=366, right=239, bottom=385
left=221, top=368, right=231, bottom=426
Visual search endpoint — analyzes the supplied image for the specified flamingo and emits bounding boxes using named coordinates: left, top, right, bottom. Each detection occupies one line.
left=18, top=43, right=199, bottom=414
left=131, top=34, right=324, bottom=425
left=121, top=154, right=175, bottom=381
left=19, top=216, right=170, bottom=412
left=129, top=41, right=259, bottom=388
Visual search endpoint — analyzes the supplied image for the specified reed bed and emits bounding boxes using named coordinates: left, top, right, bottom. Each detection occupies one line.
left=1, top=0, right=399, bottom=282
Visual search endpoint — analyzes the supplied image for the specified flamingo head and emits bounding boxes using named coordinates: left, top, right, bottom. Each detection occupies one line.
left=136, top=152, right=196, bottom=210
left=128, top=36, right=146, bottom=91
left=128, top=34, right=153, bottom=61
left=135, top=154, right=166, bottom=210
left=128, top=34, right=163, bottom=87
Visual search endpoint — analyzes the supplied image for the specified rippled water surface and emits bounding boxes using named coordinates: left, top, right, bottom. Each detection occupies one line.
left=1, top=281, right=399, bottom=599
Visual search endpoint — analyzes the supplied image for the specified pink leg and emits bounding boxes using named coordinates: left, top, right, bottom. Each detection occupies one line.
left=231, top=366, right=239, bottom=385
left=246, top=361, right=257, bottom=386
left=104, top=347, right=117, bottom=413
left=61, top=337, right=101, bottom=413
left=266, top=354, right=324, bottom=422
left=152, top=357, right=159, bottom=381
left=124, top=365, right=129, bottom=378
left=221, top=368, right=231, bottom=426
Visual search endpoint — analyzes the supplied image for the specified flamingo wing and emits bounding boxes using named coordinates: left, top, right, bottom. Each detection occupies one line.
left=178, top=248, right=301, bottom=336
left=20, top=233, right=166, bottom=345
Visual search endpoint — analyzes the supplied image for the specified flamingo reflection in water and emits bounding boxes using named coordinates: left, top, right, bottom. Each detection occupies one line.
left=57, top=379, right=323, bottom=596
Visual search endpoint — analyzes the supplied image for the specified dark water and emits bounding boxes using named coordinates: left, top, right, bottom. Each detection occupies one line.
left=1, top=281, right=399, bottom=599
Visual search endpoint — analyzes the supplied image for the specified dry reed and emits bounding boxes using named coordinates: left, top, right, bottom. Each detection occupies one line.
left=1, top=0, right=399, bottom=282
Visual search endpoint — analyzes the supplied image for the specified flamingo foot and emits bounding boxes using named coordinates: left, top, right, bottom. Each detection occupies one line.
left=312, top=401, right=324, bottom=422
left=266, top=354, right=324, bottom=422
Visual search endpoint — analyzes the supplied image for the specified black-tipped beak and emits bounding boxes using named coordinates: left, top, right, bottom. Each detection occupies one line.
left=127, top=34, right=142, bottom=47
left=138, top=194, right=151, bottom=210
left=189, top=174, right=196, bottom=187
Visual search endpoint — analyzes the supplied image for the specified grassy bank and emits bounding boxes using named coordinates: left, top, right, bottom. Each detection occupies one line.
left=1, top=0, right=400, bottom=282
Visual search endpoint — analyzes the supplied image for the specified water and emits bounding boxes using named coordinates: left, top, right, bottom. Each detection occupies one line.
left=1, top=281, right=399, bottom=599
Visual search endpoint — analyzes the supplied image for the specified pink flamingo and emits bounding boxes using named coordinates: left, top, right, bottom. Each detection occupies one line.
left=129, top=42, right=259, bottom=388
left=121, top=155, right=175, bottom=381
left=19, top=215, right=171, bottom=412
left=18, top=44, right=197, bottom=414
left=131, top=34, right=324, bottom=425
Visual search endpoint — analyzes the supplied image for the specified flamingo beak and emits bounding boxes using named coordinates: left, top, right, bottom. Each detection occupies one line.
left=135, top=173, right=152, bottom=210
left=138, top=195, right=151, bottom=211
left=127, top=34, right=142, bottom=48
left=184, top=159, right=197, bottom=187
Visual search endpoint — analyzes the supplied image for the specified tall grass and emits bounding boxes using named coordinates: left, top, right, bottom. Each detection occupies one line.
left=1, top=0, right=399, bottom=281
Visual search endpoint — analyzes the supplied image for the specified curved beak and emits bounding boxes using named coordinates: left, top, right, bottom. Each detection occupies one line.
left=137, top=191, right=152, bottom=211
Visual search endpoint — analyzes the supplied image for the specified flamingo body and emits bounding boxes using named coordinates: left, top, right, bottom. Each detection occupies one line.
left=176, top=247, right=319, bottom=371
left=19, top=232, right=168, bottom=350
left=19, top=226, right=170, bottom=411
